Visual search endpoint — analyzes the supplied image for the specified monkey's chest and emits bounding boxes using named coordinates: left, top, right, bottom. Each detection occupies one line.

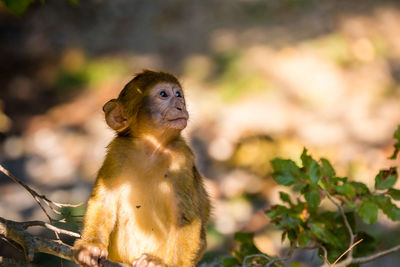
left=110, top=169, right=195, bottom=261
left=117, top=162, right=196, bottom=228
left=127, top=153, right=196, bottom=225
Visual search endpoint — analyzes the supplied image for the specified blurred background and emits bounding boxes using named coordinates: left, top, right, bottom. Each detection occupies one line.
left=1, top=0, right=400, bottom=266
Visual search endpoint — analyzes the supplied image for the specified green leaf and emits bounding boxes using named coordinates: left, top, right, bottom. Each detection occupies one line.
left=1, top=0, right=35, bottom=16
left=346, top=201, right=356, bottom=209
left=388, top=188, right=400, bottom=200
left=382, top=204, right=400, bottom=221
left=336, top=183, right=356, bottom=199
left=308, top=161, right=320, bottom=184
left=301, top=148, right=321, bottom=184
left=357, top=200, right=378, bottom=224
left=374, top=168, right=397, bottom=190
left=325, top=231, right=344, bottom=248
left=298, top=231, right=311, bottom=247
left=389, top=125, right=400, bottom=160
left=374, top=195, right=400, bottom=221
left=270, top=158, right=301, bottom=186
left=321, top=158, right=335, bottom=178
left=279, top=192, right=292, bottom=205
left=351, top=181, right=370, bottom=196
left=287, top=229, right=297, bottom=243
left=305, top=189, right=320, bottom=209
left=300, top=184, right=309, bottom=195
left=291, top=263, right=301, bottom=267
left=310, top=222, right=343, bottom=248
left=310, top=223, right=325, bottom=240
left=234, top=232, right=254, bottom=243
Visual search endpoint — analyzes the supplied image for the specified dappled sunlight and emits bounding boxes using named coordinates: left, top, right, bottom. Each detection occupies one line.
left=214, top=197, right=253, bottom=235
left=143, top=134, right=168, bottom=154
left=1, top=1, right=400, bottom=265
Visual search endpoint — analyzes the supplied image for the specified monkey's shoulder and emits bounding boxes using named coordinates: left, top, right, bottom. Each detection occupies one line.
left=105, top=137, right=149, bottom=162
left=167, top=137, right=194, bottom=157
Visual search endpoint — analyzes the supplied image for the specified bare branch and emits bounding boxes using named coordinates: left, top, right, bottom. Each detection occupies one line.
left=0, top=164, right=85, bottom=224
left=0, top=216, right=74, bottom=261
left=0, top=217, right=131, bottom=267
left=21, top=220, right=80, bottom=238
left=330, top=243, right=400, bottom=267
left=351, top=244, right=400, bottom=264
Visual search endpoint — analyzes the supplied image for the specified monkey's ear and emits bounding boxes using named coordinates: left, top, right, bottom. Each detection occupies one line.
left=103, top=99, right=129, bottom=132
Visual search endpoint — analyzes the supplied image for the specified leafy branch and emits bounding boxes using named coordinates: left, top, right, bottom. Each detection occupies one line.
left=204, top=126, right=400, bottom=267
left=265, top=125, right=400, bottom=266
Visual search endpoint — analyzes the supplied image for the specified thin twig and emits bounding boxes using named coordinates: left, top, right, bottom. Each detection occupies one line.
left=0, top=165, right=50, bottom=216
left=60, top=211, right=84, bottom=218
left=332, top=239, right=363, bottom=266
left=326, top=194, right=355, bottom=249
left=0, top=164, right=85, bottom=223
left=21, top=220, right=80, bottom=238
left=318, top=244, right=330, bottom=266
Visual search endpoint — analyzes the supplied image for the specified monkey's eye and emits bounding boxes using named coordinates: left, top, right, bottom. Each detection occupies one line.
left=160, top=91, right=168, bottom=98
left=175, top=91, right=182, bottom=97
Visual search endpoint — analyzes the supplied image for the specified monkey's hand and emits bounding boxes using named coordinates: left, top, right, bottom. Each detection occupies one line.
left=74, top=242, right=108, bottom=267
left=132, top=253, right=165, bottom=267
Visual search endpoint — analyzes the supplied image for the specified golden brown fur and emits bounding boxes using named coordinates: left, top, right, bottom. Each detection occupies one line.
left=74, top=70, right=210, bottom=267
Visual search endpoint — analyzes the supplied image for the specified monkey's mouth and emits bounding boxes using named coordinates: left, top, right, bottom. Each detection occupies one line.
left=168, top=117, right=188, bottom=122
left=166, top=116, right=188, bottom=129
left=167, top=113, right=189, bottom=122
left=168, top=118, right=187, bottom=126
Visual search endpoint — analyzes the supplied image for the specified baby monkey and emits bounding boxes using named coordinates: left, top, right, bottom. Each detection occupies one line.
left=74, top=70, right=210, bottom=267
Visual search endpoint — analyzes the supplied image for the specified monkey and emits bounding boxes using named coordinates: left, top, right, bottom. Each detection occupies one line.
left=73, top=70, right=210, bottom=267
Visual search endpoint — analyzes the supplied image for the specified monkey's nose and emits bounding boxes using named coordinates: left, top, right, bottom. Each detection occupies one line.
left=176, top=107, right=182, bottom=111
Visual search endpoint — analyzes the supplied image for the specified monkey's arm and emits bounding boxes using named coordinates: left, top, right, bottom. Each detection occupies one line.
left=81, top=179, right=117, bottom=245
left=193, top=167, right=211, bottom=223
left=193, top=166, right=210, bottom=261
left=164, top=166, right=210, bottom=267
left=74, top=175, right=118, bottom=266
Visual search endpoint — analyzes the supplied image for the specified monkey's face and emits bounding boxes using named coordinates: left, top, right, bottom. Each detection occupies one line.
left=103, top=81, right=189, bottom=136
left=146, top=82, right=189, bottom=130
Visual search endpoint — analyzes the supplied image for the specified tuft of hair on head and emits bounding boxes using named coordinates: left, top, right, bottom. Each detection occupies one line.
left=120, top=70, right=181, bottom=98
left=117, top=70, right=180, bottom=112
